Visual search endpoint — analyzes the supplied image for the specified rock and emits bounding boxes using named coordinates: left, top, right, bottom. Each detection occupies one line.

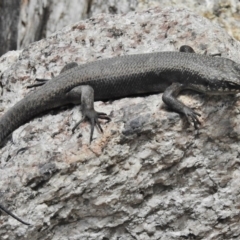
left=1, top=0, right=240, bottom=56
left=0, top=7, right=240, bottom=239
left=89, top=0, right=240, bottom=41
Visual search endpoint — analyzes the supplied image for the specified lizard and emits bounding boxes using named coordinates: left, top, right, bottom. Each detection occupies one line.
left=1, top=45, right=240, bottom=225
left=1, top=45, right=240, bottom=145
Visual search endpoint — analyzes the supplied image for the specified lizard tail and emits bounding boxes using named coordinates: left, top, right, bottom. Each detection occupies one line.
left=0, top=91, right=54, bottom=146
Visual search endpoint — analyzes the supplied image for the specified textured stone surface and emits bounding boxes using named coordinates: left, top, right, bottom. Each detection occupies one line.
left=1, top=0, right=240, bottom=55
left=90, top=0, right=240, bottom=41
left=0, top=7, right=240, bottom=240
left=18, top=0, right=240, bottom=51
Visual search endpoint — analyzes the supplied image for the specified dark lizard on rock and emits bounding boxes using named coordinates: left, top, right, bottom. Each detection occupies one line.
left=2, top=45, right=240, bottom=144
left=1, top=45, right=240, bottom=224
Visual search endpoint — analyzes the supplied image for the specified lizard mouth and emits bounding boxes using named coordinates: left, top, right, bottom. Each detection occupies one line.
left=208, top=81, right=240, bottom=94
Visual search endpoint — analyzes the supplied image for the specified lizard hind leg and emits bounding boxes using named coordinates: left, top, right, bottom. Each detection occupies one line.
left=67, top=85, right=111, bottom=143
left=162, top=83, right=201, bottom=129
left=26, top=78, right=48, bottom=88
left=27, top=62, right=78, bottom=89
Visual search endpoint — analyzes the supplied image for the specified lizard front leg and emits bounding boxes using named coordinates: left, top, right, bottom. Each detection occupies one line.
left=66, top=85, right=111, bottom=142
left=162, top=83, right=201, bottom=128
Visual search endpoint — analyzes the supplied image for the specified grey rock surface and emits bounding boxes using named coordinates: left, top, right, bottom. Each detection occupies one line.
left=90, top=0, right=240, bottom=40
left=1, top=7, right=240, bottom=240
left=1, top=0, right=239, bottom=56
left=16, top=0, right=240, bottom=53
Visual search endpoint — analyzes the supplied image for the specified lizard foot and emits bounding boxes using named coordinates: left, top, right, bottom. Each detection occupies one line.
left=183, top=107, right=201, bottom=129
left=72, top=109, right=111, bottom=142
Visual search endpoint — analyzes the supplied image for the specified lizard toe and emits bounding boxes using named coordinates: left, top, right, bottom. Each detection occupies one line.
left=72, top=109, right=110, bottom=142
left=184, top=107, right=201, bottom=129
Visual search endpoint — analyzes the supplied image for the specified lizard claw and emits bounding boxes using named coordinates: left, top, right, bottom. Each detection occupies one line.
left=72, top=109, right=111, bottom=142
left=183, top=107, right=201, bottom=129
